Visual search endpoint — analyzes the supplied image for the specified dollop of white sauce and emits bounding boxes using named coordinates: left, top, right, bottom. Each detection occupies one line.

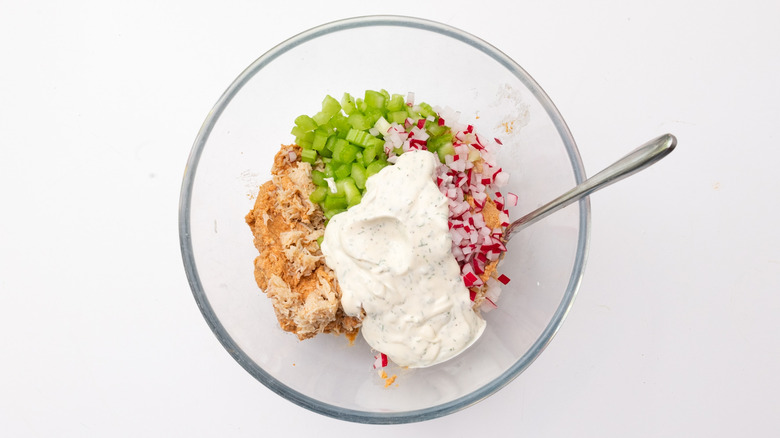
left=321, top=151, right=485, bottom=368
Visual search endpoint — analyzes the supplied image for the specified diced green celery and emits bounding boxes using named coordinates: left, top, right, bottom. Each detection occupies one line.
left=363, top=108, right=383, bottom=127
left=330, top=112, right=351, bottom=133
left=322, top=95, right=341, bottom=115
left=366, top=160, right=388, bottom=178
left=313, top=95, right=342, bottom=125
left=341, top=92, right=357, bottom=115
left=318, top=143, right=332, bottom=158
left=405, top=105, right=421, bottom=120
left=301, top=148, right=317, bottom=163
left=325, top=135, right=338, bottom=151
left=347, top=113, right=370, bottom=130
left=427, top=132, right=453, bottom=152
left=351, top=162, right=367, bottom=189
left=374, top=116, right=391, bottom=136
left=312, top=110, right=330, bottom=126
left=324, top=195, right=347, bottom=211
left=379, top=89, right=391, bottom=101
left=425, top=120, right=447, bottom=137
left=362, top=142, right=379, bottom=166
left=309, top=186, right=328, bottom=203
left=436, top=142, right=456, bottom=163
left=323, top=162, right=335, bottom=178
left=334, top=162, right=352, bottom=179
left=312, top=130, right=329, bottom=151
left=324, top=207, right=346, bottom=219
left=365, top=137, right=384, bottom=150
left=388, top=110, right=408, bottom=124
left=356, top=97, right=367, bottom=113
left=344, top=183, right=362, bottom=207
left=311, top=170, right=327, bottom=187
left=332, top=139, right=359, bottom=163
left=294, top=115, right=318, bottom=132
left=345, top=129, right=376, bottom=148
left=291, top=125, right=309, bottom=139
left=386, top=94, right=405, bottom=111
left=393, top=147, right=403, bottom=156
left=364, top=90, right=385, bottom=109
left=418, top=102, right=436, bottom=118
left=316, top=236, right=324, bottom=246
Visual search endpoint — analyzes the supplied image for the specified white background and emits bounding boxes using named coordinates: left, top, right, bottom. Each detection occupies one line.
left=2, top=1, right=778, bottom=436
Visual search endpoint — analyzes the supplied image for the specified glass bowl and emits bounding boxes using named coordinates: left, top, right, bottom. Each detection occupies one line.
left=179, top=15, right=589, bottom=424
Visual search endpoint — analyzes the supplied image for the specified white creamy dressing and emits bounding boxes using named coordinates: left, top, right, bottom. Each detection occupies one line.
left=321, top=151, right=485, bottom=368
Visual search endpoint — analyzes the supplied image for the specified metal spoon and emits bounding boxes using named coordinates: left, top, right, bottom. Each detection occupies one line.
left=503, top=133, right=677, bottom=241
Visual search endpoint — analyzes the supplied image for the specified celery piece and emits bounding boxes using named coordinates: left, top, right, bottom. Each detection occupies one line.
left=362, top=142, right=378, bottom=166
left=418, top=102, right=436, bottom=118
left=364, top=90, right=385, bottom=109
left=363, top=108, right=383, bottom=127
left=351, top=162, right=367, bottom=189
left=347, top=113, right=370, bottom=131
left=330, top=112, right=351, bottom=133
left=332, top=139, right=359, bottom=164
left=311, top=170, right=327, bottom=187
left=312, top=130, right=329, bottom=151
left=318, top=143, right=332, bottom=158
left=427, top=132, right=453, bottom=152
left=324, top=207, right=346, bottom=219
left=325, top=135, right=338, bottom=151
left=373, top=116, right=391, bottom=136
left=323, top=162, right=335, bottom=178
left=386, top=94, right=405, bottom=111
left=336, top=177, right=360, bottom=206
left=301, top=148, right=317, bottom=163
left=365, top=137, right=384, bottom=150
left=426, top=120, right=447, bottom=137
left=344, top=182, right=362, bottom=208
left=313, top=95, right=342, bottom=125
left=366, top=160, right=388, bottom=178
left=309, top=186, right=328, bottom=203
left=341, top=92, right=357, bottom=115
left=388, top=110, right=408, bottom=124
left=436, top=142, right=456, bottom=163
left=294, top=115, right=318, bottom=132
left=291, top=125, right=309, bottom=139
left=345, top=129, right=375, bottom=148
left=334, top=162, right=352, bottom=179
left=324, top=194, right=348, bottom=211
left=312, top=110, right=330, bottom=126
left=356, top=97, right=367, bottom=113
left=322, top=94, right=341, bottom=115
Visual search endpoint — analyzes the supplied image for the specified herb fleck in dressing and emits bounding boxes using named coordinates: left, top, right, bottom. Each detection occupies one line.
left=321, top=151, right=485, bottom=368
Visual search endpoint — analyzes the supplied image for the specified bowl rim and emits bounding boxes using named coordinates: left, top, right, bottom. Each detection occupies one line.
left=179, top=14, right=590, bottom=424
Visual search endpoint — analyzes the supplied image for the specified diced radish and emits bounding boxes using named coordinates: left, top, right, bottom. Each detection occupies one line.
left=373, top=353, right=388, bottom=369
left=497, top=274, right=511, bottom=285
left=506, top=192, right=518, bottom=207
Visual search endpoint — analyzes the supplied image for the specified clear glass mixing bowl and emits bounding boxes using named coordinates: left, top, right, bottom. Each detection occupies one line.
left=179, top=15, right=589, bottom=424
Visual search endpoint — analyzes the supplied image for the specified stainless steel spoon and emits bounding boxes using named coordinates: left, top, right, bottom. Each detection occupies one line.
left=503, top=133, right=677, bottom=241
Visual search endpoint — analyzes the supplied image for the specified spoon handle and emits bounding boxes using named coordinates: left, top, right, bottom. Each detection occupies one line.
left=503, top=133, right=677, bottom=240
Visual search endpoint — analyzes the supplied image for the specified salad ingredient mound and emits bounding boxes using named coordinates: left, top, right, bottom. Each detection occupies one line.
left=247, top=90, right=516, bottom=365
left=321, top=151, right=485, bottom=368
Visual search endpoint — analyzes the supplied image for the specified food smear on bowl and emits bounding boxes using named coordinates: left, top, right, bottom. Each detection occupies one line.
left=321, top=151, right=486, bottom=368
left=246, top=90, right=516, bottom=368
